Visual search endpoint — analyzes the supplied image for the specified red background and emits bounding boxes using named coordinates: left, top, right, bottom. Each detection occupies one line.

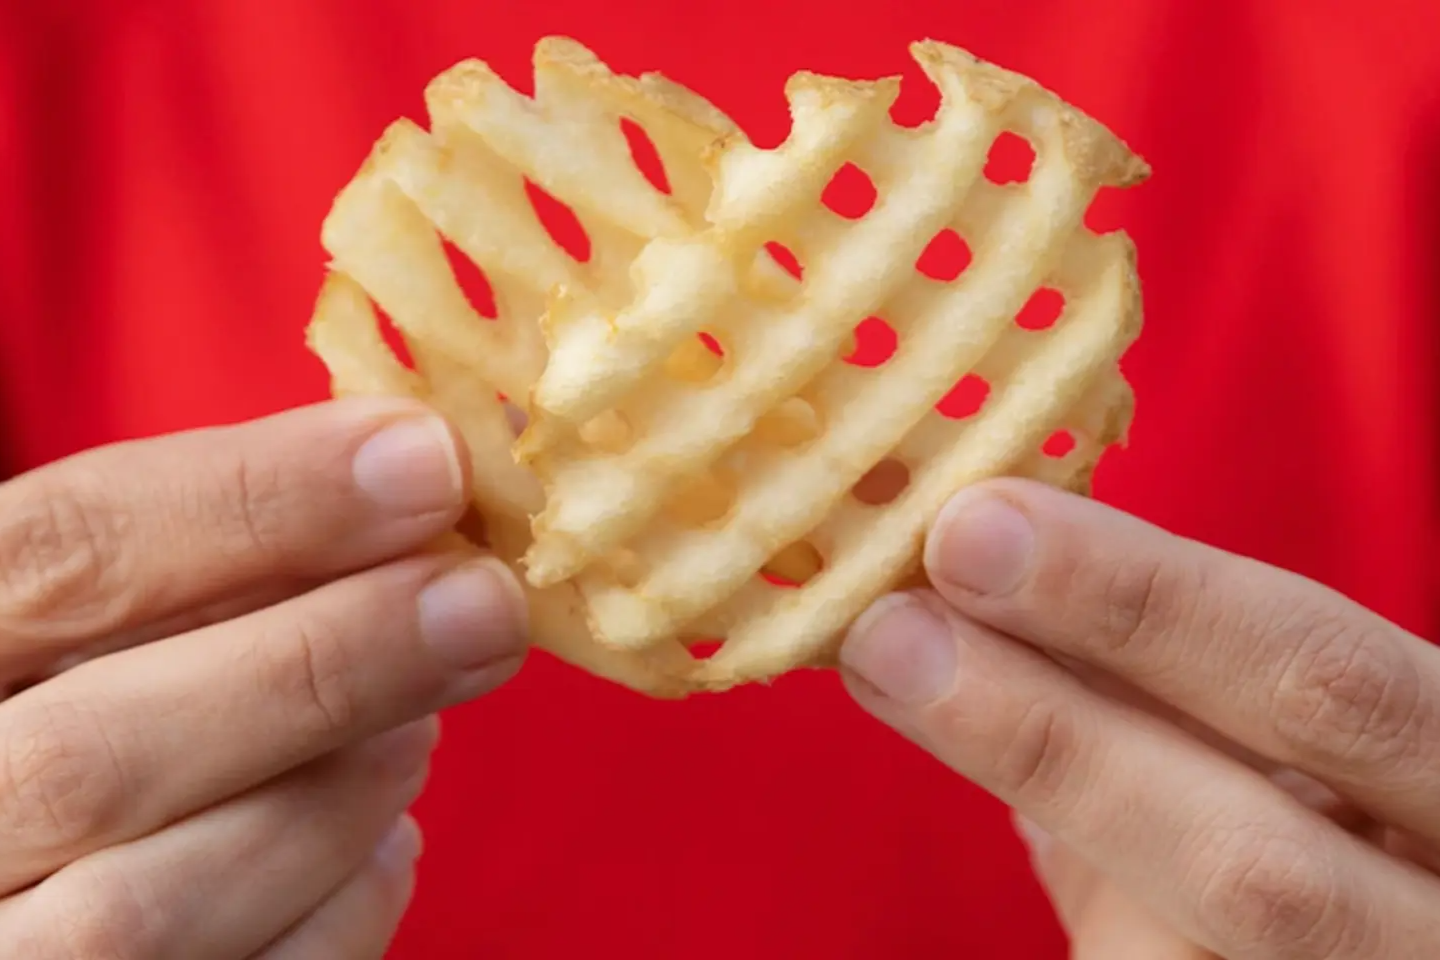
left=3, top=1, right=1439, bottom=957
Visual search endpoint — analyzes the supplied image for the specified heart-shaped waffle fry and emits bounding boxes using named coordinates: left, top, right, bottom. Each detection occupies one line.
left=306, top=36, right=1148, bottom=697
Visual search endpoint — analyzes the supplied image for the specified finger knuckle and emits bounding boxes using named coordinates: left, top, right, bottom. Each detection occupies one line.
left=0, top=473, right=135, bottom=632
left=990, top=699, right=1085, bottom=806
left=0, top=698, right=130, bottom=854
left=259, top=612, right=361, bottom=740
left=1270, top=613, right=1428, bottom=772
left=1075, top=550, right=1197, bottom=665
left=1194, top=825, right=1348, bottom=956
left=44, top=858, right=157, bottom=960
left=216, top=456, right=292, bottom=567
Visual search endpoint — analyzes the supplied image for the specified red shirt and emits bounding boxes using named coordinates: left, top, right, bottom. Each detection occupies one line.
left=3, top=2, right=1438, bottom=957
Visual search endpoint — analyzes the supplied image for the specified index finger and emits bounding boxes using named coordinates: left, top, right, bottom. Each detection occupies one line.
left=0, top=398, right=470, bottom=679
left=920, top=478, right=1440, bottom=845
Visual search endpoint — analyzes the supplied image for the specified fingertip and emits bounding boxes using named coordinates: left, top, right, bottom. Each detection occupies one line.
left=923, top=484, right=1036, bottom=598
left=417, top=557, right=531, bottom=681
left=323, top=398, right=473, bottom=498
left=351, top=413, right=467, bottom=519
left=374, top=815, right=423, bottom=875
left=1012, top=809, right=1053, bottom=861
left=366, top=717, right=442, bottom=781
left=474, top=557, right=531, bottom=639
left=839, top=592, right=958, bottom=707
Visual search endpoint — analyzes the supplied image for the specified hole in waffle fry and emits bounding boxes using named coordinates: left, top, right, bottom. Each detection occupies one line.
left=698, top=331, right=724, bottom=356
left=606, top=548, right=645, bottom=589
left=685, top=638, right=723, bottom=660
left=1043, top=429, right=1077, bottom=458
left=821, top=162, right=877, bottom=220
left=663, top=334, right=726, bottom=383
left=752, top=397, right=821, bottom=447
left=761, top=541, right=824, bottom=587
left=503, top=401, right=527, bottom=437
left=851, top=458, right=911, bottom=506
left=523, top=179, right=591, bottom=263
left=374, top=305, right=417, bottom=371
left=888, top=72, right=940, bottom=129
left=915, top=228, right=972, bottom=282
left=664, top=470, right=734, bottom=526
left=842, top=316, right=898, bottom=367
left=984, top=131, right=1037, bottom=184
left=619, top=117, right=671, bottom=194
left=440, top=239, right=499, bottom=319
left=1016, top=288, right=1066, bottom=331
left=577, top=409, right=632, bottom=452
left=935, top=374, right=991, bottom=420
left=764, top=241, right=804, bottom=279
left=1084, top=187, right=1129, bottom=234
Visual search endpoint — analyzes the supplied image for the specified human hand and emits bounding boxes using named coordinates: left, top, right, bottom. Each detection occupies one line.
left=0, top=399, right=529, bottom=958
left=841, top=479, right=1440, bottom=959
left=1007, top=768, right=1385, bottom=959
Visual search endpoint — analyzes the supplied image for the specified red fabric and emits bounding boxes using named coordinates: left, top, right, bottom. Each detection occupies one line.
left=3, top=2, right=1439, bottom=957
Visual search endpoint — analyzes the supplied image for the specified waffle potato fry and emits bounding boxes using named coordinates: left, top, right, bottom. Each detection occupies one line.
left=306, top=36, right=1148, bottom=697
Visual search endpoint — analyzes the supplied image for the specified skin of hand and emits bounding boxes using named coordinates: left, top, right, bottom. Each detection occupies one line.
left=840, top=478, right=1440, bottom=960
left=0, top=398, right=530, bottom=959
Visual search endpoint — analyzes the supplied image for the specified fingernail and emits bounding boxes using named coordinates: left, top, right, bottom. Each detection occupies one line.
left=840, top=594, right=957, bottom=705
left=375, top=816, right=423, bottom=872
left=925, top=489, right=1034, bottom=595
left=352, top=415, right=465, bottom=516
left=1013, top=813, right=1053, bottom=860
left=418, top=559, right=529, bottom=671
left=369, top=718, right=439, bottom=779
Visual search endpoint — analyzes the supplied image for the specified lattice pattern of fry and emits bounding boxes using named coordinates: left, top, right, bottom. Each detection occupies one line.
left=307, top=37, right=744, bottom=696
left=516, top=41, right=1148, bottom=691
left=305, top=36, right=1149, bottom=697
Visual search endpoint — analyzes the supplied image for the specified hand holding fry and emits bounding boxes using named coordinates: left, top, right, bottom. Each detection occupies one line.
left=843, top=479, right=1440, bottom=959
left=0, top=401, right=528, bottom=957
